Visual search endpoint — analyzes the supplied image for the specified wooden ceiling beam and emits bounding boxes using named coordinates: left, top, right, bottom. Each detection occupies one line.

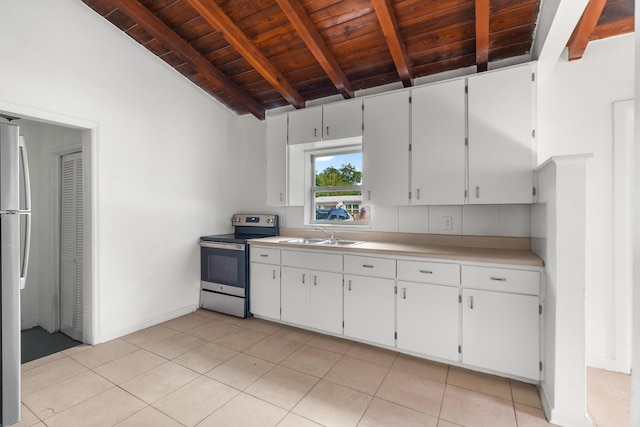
left=186, top=0, right=306, bottom=109
left=371, top=0, right=412, bottom=88
left=474, top=0, right=490, bottom=72
left=567, top=0, right=608, bottom=61
left=276, top=0, right=355, bottom=99
left=109, top=0, right=265, bottom=120
left=590, top=16, right=635, bottom=40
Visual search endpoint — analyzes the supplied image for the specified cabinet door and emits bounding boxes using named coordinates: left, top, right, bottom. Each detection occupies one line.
left=397, top=281, right=459, bottom=362
left=288, top=107, right=322, bottom=144
left=309, top=270, right=343, bottom=334
left=411, top=79, right=466, bottom=205
left=467, top=64, right=535, bottom=204
left=343, top=274, right=395, bottom=346
left=322, top=99, right=363, bottom=141
left=250, top=263, right=281, bottom=320
left=281, top=266, right=310, bottom=326
left=462, top=289, right=539, bottom=380
left=266, top=114, right=287, bottom=206
left=362, top=91, right=410, bottom=206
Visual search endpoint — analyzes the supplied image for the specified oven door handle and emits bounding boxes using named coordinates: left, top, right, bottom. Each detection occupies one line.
left=199, top=241, right=245, bottom=251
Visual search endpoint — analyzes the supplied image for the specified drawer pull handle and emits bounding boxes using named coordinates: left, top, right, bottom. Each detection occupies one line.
left=260, top=254, right=269, bottom=257
left=348, top=280, right=352, bottom=291
left=403, top=288, right=406, bottom=300
left=272, top=270, right=276, bottom=280
left=470, top=296, right=474, bottom=309
left=419, top=270, right=433, bottom=274
left=363, top=264, right=374, bottom=268
left=314, top=275, right=317, bottom=286
left=302, top=274, right=306, bottom=284
left=490, top=277, right=507, bottom=282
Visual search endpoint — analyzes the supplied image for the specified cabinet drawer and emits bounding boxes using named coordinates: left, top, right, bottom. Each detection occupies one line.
left=461, top=266, right=540, bottom=295
left=397, top=260, right=460, bottom=286
left=250, top=247, right=281, bottom=265
left=344, top=255, right=396, bottom=279
left=282, top=250, right=342, bottom=272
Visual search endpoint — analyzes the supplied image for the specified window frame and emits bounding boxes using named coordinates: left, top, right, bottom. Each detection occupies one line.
left=308, top=145, right=369, bottom=225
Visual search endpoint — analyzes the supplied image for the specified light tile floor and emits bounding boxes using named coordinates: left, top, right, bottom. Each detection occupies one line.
left=14, top=310, right=630, bottom=427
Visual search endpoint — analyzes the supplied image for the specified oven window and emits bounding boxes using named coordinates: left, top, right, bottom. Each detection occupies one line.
left=201, top=248, right=245, bottom=288
left=209, top=255, right=238, bottom=286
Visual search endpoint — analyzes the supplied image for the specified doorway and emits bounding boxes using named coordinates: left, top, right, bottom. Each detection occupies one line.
left=11, top=116, right=94, bottom=362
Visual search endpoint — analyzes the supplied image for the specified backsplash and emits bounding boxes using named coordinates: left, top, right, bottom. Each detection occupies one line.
left=278, top=204, right=531, bottom=238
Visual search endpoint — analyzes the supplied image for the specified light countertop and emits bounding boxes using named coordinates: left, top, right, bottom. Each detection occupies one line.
left=248, top=229, right=544, bottom=267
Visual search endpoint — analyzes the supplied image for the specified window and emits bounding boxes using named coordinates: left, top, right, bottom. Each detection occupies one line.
left=312, top=151, right=370, bottom=223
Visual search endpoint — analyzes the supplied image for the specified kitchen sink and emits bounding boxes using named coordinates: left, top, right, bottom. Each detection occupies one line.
left=280, top=238, right=326, bottom=244
left=317, top=239, right=364, bottom=246
left=279, top=238, right=365, bottom=247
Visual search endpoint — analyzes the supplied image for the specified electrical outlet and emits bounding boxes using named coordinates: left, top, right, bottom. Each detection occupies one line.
left=443, top=216, right=453, bottom=230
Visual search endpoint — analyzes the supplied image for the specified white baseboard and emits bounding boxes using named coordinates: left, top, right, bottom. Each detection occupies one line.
left=540, top=382, right=594, bottom=426
left=93, top=304, right=198, bottom=344
left=548, top=409, right=593, bottom=427
left=587, top=355, right=627, bottom=373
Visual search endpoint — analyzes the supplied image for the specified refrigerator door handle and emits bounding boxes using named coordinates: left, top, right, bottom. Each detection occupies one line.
left=20, top=212, right=31, bottom=289
left=19, top=136, right=31, bottom=289
left=19, top=135, right=31, bottom=211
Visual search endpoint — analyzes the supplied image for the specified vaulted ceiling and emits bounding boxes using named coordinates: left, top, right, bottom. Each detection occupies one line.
left=81, top=0, right=634, bottom=120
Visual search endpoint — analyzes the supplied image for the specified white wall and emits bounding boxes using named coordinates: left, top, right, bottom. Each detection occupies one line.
left=537, top=33, right=635, bottom=370
left=18, top=121, right=83, bottom=332
left=0, top=0, right=261, bottom=343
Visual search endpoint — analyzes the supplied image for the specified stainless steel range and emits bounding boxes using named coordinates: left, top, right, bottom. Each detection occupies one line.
left=199, top=214, right=279, bottom=318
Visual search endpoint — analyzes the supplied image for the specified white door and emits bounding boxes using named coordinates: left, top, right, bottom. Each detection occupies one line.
left=288, top=107, right=322, bottom=144
left=60, top=152, right=83, bottom=341
left=308, top=270, right=343, bottom=334
left=322, top=99, right=363, bottom=141
left=362, top=91, right=410, bottom=205
left=461, top=288, right=539, bottom=380
left=265, top=114, right=288, bottom=206
left=249, top=263, right=281, bottom=320
left=467, top=64, right=535, bottom=204
left=343, top=274, right=395, bottom=346
left=281, top=266, right=310, bottom=326
left=411, top=79, right=466, bottom=205
left=397, top=281, right=460, bottom=362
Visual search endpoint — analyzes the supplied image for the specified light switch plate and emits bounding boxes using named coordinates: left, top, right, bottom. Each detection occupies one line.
left=443, top=216, right=453, bottom=230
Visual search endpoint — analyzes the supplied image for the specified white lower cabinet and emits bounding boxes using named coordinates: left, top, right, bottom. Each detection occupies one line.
left=281, top=266, right=343, bottom=334
left=281, top=266, right=309, bottom=326
left=249, top=262, right=281, bottom=320
left=396, top=281, right=460, bottom=362
left=343, top=274, right=395, bottom=346
left=251, top=245, right=542, bottom=382
left=461, top=288, right=540, bottom=380
left=309, top=270, right=343, bottom=334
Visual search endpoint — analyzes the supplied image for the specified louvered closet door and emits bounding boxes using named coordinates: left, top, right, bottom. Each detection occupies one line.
left=60, top=152, right=83, bottom=341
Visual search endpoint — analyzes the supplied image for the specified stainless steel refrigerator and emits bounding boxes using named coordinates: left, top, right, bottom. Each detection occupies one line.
left=0, top=123, right=31, bottom=426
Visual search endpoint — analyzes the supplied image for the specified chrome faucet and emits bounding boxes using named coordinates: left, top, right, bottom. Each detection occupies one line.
left=315, top=226, right=336, bottom=242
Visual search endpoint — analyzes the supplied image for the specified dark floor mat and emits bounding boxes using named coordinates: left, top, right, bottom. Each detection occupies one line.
left=21, top=326, right=81, bottom=364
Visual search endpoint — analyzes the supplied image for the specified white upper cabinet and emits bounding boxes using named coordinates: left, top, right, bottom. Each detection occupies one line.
left=265, top=114, right=288, bottom=206
left=411, top=79, right=466, bottom=205
left=288, top=106, right=322, bottom=145
left=288, top=99, right=363, bottom=145
left=467, top=63, right=535, bottom=204
left=362, top=91, right=410, bottom=205
left=322, top=98, right=363, bottom=141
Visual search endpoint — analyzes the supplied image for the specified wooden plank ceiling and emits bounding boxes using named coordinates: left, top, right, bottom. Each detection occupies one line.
left=81, top=0, right=634, bottom=119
